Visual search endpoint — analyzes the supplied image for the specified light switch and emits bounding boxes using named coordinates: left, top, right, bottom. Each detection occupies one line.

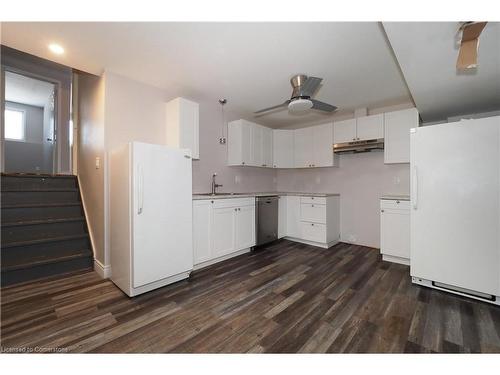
left=95, top=157, right=101, bottom=169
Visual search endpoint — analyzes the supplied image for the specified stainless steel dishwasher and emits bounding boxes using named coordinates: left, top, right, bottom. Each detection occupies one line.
left=255, top=195, right=279, bottom=247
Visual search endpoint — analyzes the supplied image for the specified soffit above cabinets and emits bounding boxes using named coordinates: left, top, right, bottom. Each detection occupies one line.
left=1, top=22, right=412, bottom=128
left=383, top=22, right=500, bottom=123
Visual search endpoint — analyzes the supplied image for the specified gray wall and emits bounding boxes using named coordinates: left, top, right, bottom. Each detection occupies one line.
left=1, top=45, right=72, bottom=174
left=4, top=101, right=47, bottom=173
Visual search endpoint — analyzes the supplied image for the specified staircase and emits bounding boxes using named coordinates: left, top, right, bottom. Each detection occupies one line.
left=1, top=174, right=93, bottom=286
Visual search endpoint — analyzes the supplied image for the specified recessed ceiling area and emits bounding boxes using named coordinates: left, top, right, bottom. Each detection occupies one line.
left=383, top=22, right=500, bottom=123
left=1, top=22, right=412, bottom=127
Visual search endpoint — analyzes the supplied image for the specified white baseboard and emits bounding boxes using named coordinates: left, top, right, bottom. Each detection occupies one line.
left=284, top=237, right=339, bottom=249
left=382, top=254, right=410, bottom=266
left=94, top=259, right=111, bottom=279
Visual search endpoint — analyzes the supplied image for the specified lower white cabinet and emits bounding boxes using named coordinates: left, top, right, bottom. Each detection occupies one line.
left=193, top=198, right=255, bottom=268
left=380, top=198, right=410, bottom=265
left=280, top=194, right=340, bottom=248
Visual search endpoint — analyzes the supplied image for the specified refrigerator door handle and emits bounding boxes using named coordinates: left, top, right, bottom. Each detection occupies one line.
left=412, top=166, right=418, bottom=209
left=137, top=164, right=144, bottom=215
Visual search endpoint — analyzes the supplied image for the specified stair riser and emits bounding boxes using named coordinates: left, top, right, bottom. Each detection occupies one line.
left=1, top=205, right=84, bottom=222
left=1, top=256, right=93, bottom=286
left=1, top=191, right=80, bottom=205
left=1, top=237, right=91, bottom=264
left=2, top=221, right=88, bottom=245
left=1, top=176, right=77, bottom=190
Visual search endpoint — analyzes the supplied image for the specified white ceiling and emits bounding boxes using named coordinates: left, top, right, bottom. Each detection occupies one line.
left=383, top=22, right=500, bottom=123
left=0, top=22, right=412, bottom=127
left=5, top=71, right=54, bottom=107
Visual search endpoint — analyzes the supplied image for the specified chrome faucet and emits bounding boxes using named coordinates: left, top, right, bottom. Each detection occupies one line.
left=211, top=173, right=223, bottom=195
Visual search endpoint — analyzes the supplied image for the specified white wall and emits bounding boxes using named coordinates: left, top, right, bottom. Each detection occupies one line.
left=77, top=73, right=106, bottom=266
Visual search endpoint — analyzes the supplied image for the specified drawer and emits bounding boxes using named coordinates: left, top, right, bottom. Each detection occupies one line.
left=300, top=196, right=326, bottom=205
left=380, top=199, right=410, bottom=210
left=212, top=197, right=255, bottom=208
left=300, top=203, right=326, bottom=224
left=300, top=222, right=326, bottom=243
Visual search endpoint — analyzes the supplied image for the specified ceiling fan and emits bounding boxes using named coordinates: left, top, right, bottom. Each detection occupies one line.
left=254, top=74, right=337, bottom=115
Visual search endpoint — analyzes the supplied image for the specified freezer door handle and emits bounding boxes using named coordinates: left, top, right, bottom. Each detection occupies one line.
left=412, top=166, right=418, bottom=210
left=137, top=164, right=144, bottom=215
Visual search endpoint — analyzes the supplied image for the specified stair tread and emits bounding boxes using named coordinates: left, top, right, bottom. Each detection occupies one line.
left=1, top=251, right=93, bottom=272
left=1, top=216, right=85, bottom=227
left=1, top=188, right=78, bottom=192
left=1, top=202, right=81, bottom=209
left=1, top=173, right=76, bottom=179
left=2, top=234, right=89, bottom=248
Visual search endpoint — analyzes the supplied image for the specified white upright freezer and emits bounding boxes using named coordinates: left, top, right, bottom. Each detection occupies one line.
left=110, top=142, right=193, bottom=297
left=410, top=116, right=500, bottom=304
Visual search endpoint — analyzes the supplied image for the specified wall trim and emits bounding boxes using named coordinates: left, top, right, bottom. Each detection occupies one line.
left=94, top=258, right=111, bottom=279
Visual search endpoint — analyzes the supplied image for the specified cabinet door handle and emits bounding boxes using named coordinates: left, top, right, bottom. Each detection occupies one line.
left=311, top=223, right=314, bottom=226
left=311, top=204, right=314, bottom=207
left=381, top=209, right=385, bottom=213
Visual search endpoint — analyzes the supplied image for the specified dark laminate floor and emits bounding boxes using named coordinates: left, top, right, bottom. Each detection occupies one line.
left=1, top=240, right=500, bottom=353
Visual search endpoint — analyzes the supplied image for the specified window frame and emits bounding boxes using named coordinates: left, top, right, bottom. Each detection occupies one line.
left=4, top=106, right=27, bottom=142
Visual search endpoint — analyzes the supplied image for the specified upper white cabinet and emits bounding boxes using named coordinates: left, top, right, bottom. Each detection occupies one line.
left=294, top=123, right=338, bottom=168
left=333, top=119, right=356, bottom=144
left=227, top=119, right=252, bottom=166
left=384, top=108, right=419, bottom=164
left=228, top=120, right=273, bottom=167
left=333, top=114, right=384, bottom=144
left=229, top=120, right=337, bottom=168
left=293, top=127, right=313, bottom=168
left=356, top=113, right=384, bottom=141
left=261, top=126, right=273, bottom=168
left=165, top=97, right=199, bottom=159
left=273, top=129, right=294, bottom=168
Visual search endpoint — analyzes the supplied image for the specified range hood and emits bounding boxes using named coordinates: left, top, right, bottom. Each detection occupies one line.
left=333, top=138, right=384, bottom=154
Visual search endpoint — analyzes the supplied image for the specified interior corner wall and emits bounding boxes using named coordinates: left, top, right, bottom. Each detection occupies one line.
left=77, top=72, right=106, bottom=266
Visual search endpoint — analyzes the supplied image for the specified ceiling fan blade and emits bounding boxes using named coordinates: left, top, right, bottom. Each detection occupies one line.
left=254, top=100, right=290, bottom=114
left=310, top=99, right=337, bottom=112
left=299, top=77, right=323, bottom=97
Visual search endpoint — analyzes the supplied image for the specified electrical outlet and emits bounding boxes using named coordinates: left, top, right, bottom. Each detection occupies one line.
left=95, top=157, right=101, bottom=169
left=234, top=175, right=241, bottom=184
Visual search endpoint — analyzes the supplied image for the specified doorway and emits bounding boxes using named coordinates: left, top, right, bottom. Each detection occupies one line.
left=2, top=71, right=56, bottom=174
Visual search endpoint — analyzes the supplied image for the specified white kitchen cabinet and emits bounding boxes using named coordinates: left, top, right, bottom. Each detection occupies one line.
left=273, top=129, right=294, bottom=168
left=294, top=123, right=338, bottom=168
left=227, top=120, right=252, bottom=166
left=261, top=126, right=273, bottom=168
left=380, top=199, right=410, bottom=265
left=235, top=205, right=256, bottom=249
left=278, top=196, right=287, bottom=238
left=312, top=123, right=337, bottom=167
left=285, top=195, right=301, bottom=238
left=166, top=98, right=200, bottom=159
left=293, top=127, right=313, bottom=168
left=251, top=125, right=263, bottom=167
left=193, top=197, right=256, bottom=269
left=356, top=113, right=384, bottom=141
left=192, top=200, right=212, bottom=264
left=283, top=194, right=340, bottom=248
left=384, top=108, right=419, bottom=164
left=212, top=206, right=236, bottom=258
left=333, top=118, right=356, bottom=144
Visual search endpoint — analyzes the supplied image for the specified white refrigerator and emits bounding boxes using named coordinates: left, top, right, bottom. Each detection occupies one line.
left=110, top=142, right=193, bottom=297
left=410, top=116, right=500, bottom=305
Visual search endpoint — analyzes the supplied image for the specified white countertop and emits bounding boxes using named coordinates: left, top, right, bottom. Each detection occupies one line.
left=192, top=192, right=340, bottom=200
left=380, top=194, right=410, bottom=201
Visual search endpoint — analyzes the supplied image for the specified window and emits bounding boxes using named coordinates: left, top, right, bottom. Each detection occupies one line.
left=4, top=108, right=26, bottom=141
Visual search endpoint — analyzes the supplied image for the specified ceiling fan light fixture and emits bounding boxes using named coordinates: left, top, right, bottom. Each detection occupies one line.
left=288, top=98, right=313, bottom=113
